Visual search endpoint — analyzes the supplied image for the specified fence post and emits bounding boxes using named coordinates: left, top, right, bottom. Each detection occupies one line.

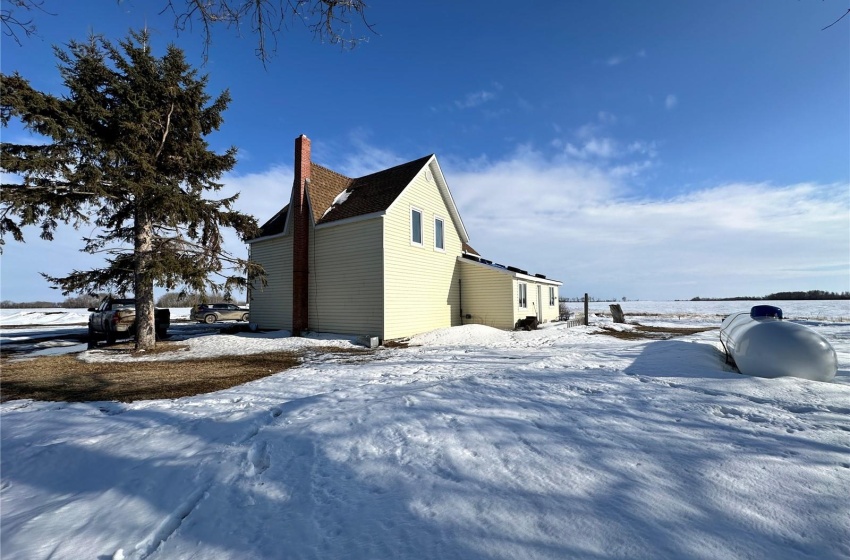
left=584, top=293, right=589, bottom=326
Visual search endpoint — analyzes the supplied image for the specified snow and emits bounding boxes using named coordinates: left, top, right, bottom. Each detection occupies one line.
left=321, top=189, right=352, bottom=218
left=0, top=307, right=194, bottom=326
left=2, top=302, right=849, bottom=559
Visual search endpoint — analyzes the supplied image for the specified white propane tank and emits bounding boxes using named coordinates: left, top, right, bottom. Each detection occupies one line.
left=719, top=305, right=837, bottom=382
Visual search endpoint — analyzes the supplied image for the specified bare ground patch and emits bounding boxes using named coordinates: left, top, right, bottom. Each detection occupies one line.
left=0, top=344, right=374, bottom=403
left=594, top=324, right=717, bottom=340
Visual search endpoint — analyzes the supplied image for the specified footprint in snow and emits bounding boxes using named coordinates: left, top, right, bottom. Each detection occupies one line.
left=247, top=441, right=271, bottom=476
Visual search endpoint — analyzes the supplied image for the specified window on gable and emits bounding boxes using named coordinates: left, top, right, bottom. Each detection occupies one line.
left=411, top=208, right=423, bottom=245
left=434, top=217, right=445, bottom=251
left=549, top=287, right=556, bottom=306
left=518, top=283, right=527, bottom=308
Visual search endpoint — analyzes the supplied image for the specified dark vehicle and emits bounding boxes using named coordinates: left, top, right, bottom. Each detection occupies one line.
left=88, top=297, right=170, bottom=345
left=191, top=303, right=250, bottom=324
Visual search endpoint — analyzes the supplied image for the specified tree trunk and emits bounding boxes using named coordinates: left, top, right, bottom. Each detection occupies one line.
left=609, top=304, right=626, bottom=324
left=134, top=208, right=157, bottom=350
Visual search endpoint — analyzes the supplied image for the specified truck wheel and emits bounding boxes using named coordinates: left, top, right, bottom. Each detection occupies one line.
left=204, top=314, right=216, bottom=324
left=87, top=325, right=99, bottom=349
left=241, top=313, right=249, bottom=322
left=156, top=328, right=167, bottom=340
left=106, top=329, right=117, bottom=345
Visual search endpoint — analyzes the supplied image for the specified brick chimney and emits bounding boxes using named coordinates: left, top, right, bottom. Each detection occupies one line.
left=292, top=134, right=311, bottom=336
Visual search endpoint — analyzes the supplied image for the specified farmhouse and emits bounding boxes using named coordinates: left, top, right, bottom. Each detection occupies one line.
left=248, top=135, right=562, bottom=341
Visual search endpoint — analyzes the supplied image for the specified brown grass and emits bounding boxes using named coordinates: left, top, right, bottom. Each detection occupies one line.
left=594, top=324, right=717, bottom=340
left=0, top=342, right=373, bottom=403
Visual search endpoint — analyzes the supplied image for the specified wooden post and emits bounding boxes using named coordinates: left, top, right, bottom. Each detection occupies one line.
left=584, top=293, right=589, bottom=326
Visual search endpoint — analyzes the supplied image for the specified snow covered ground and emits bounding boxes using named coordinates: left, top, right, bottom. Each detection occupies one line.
left=1, top=302, right=849, bottom=559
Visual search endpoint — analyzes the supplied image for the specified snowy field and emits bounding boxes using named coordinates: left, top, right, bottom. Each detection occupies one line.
left=1, top=301, right=849, bottom=559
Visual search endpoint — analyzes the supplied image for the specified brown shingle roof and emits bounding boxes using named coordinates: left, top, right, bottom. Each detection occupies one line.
left=316, top=155, right=433, bottom=225
left=308, top=164, right=355, bottom=224
left=254, top=155, right=433, bottom=239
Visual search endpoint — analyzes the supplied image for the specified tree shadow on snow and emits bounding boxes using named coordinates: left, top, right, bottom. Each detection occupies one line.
left=3, top=348, right=849, bottom=560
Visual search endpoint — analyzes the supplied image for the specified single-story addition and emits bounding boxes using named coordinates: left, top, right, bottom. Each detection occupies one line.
left=247, top=134, right=562, bottom=341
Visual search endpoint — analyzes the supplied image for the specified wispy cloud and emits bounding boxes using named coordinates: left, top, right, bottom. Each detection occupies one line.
left=516, top=95, right=534, bottom=112
left=454, top=83, right=503, bottom=109
left=601, top=49, right=647, bottom=67
left=8, top=136, right=845, bottom=302
left=665, top=94, right=678, bottom=110
left=558, top=112, right=655, bottom=164
left=443, top=148, right=848, bottom=298
left=455, top=90, right=495, bottom=109
left=565, top=137, right=618, bottom=159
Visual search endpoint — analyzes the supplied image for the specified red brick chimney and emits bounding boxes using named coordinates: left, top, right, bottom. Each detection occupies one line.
left=292, top=134, right=311, bottom=336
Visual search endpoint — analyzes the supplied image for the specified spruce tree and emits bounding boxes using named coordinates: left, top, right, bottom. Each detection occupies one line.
left=1, top=30, right=261, bottom=349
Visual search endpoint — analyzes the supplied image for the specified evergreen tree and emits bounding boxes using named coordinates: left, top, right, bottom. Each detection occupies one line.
left=1, top=30, right=261, bottom=349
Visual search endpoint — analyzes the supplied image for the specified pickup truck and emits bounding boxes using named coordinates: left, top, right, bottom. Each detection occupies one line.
left=88, top=297, right=170, bottom=345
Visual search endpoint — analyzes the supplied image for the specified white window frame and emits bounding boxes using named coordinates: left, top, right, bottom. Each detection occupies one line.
left=549, top=287, right=556, bottom=306
left=518, top=283, right=527, bottom=309
left=434, top=216, right=445, bottom=252
left=410, top=207, right=423, bottom=246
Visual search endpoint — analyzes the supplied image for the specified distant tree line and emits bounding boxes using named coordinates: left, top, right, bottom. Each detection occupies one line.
left=1, top=299, right=62, bottom=309
left=1, top=292, right=244, bottom=309
left=560, top=296, right=629, bottom=303
left=691, top=290, right=850, bottom=301
left=154, top=292, right=245, bottom=307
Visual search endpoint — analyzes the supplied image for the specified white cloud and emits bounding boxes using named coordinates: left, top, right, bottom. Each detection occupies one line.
left=440, top=149, right=848, bottom=300
left=665, top=94, right=678, bottom=109
left=565, top=137, right=618, bottom=159
left=455, top=90, right=494, bottom=109
left=597, top=111, right=617, bottom=125
left=603, top=50, right=646, bottom=67
left=4, top=138, right=847, bottom=303
left=516, top=96, right=534, bottom=112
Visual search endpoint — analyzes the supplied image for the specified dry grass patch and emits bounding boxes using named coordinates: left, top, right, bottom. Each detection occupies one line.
left=1, top=350, right=306, bottom=403
left=595, top=324, right=717, bottom=340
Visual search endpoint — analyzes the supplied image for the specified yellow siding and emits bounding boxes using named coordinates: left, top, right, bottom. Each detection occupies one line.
left=542, top=285, right=560, bottom=322
left=512, top=279, right=561, bottom=325
left=248, top=235, right=293, bottom=330
left=383, top=168, right=463, bottom=340
left=308, top=217, right=384, bottom=336
left=458, top=260, right=515, bottom=329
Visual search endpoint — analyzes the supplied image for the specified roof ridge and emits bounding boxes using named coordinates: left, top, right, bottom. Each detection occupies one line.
left=311, top=162, right=353, bottom=183
left=352, top=154, right=433, bottom=182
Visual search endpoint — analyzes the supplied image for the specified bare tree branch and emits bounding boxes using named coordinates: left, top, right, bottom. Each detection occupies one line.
left=0, top=0, right=51, bottom=46
left=158, top=0, right=374, bottom=64
left=154, top=102, right=175, bottom=160
left=822, top=8, right=850, bottom=30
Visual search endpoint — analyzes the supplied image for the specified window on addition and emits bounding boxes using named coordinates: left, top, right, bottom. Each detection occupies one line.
left=411, top=208, right=423, bottom=246
left=549, top=286, right=556, bottom=306
left=518, top=283, right=527, bottom=308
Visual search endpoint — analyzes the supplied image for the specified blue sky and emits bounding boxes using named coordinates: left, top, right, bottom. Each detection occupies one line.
left=2, top=0, right=848, bottom=302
